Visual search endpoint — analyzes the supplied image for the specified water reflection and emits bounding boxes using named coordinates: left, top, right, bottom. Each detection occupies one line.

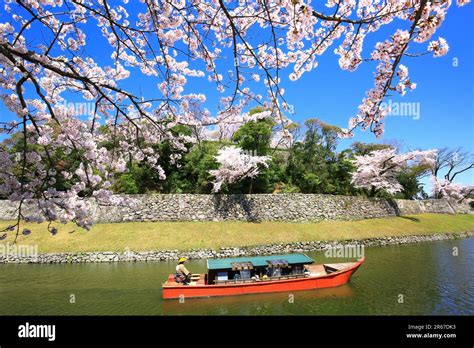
left=161, top=284, right=355, bottom=315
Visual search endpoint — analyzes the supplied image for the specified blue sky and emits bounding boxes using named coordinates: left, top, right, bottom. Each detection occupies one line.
left=0, top=3, right=473, bottom=188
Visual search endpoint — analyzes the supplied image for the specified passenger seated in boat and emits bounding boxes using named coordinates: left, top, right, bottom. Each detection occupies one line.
left=175, top=257, right=191, bottom=285
left=251, top=269, right=261, bottom=281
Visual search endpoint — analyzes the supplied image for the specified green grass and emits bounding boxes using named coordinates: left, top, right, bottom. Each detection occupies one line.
left=0, top=214, right=473, bottom=253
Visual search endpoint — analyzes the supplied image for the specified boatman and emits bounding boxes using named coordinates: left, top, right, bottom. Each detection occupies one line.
left=175, top=257, right=191, bottom=285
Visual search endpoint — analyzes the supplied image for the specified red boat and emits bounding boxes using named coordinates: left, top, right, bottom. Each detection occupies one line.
left=162, top=253, right=364, bottom=299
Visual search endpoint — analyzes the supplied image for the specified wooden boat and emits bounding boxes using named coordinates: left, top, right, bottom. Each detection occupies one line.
left=162, top=253, right=364, bottom=299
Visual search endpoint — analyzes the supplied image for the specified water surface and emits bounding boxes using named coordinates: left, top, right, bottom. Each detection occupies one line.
left=0, top=238, right=473, bottom=315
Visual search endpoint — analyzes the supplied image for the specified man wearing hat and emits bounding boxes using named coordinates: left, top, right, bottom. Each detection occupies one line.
left=175, top=257, right=191, bottom=284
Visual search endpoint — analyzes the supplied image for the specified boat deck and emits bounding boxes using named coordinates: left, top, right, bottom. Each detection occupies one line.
left=305, top=264, right=327, bottom=277
left=164, top=274, right=207, bottom=286
left=324, top=262, right=359, bottom=271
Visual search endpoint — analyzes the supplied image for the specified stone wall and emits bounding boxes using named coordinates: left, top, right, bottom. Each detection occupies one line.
left=0, top=194, right=471, bottom=223
left=394, top=198, right=472, bottom=215
left=1, top=231, right=473, bottom=263
left=393, top=199, right=424, bottom=215
left=448, top=198, right=473, bottom=214
left=93, top=194, right=400, bottom=222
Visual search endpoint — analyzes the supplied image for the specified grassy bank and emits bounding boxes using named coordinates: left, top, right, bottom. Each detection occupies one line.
left=0, top=214, right=473, bottom=253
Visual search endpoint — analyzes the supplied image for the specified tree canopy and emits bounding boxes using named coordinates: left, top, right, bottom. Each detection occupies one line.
left=0, top=0, right=472, bottom=235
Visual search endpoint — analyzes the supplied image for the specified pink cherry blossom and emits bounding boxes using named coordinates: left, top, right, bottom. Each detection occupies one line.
left=209, top=146, right=270, bottom=192
left=352, top=148, right=437, bottom=195
left=0, top=0, right=469, bottom=234
left=428, top=37, right=449, bottom=57
left=431, top=177, right=473, bottom=202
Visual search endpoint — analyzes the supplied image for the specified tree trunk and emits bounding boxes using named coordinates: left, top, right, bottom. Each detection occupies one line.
left=370, top=186, right=376, bottom=197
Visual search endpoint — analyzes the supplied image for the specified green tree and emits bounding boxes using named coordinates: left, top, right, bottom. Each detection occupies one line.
left=180, top=141, right=220, bottom=193
left=232, top=108, right=274, bottom=156
left=395, top=165, right=430, bottom=199
left=350, top=141, right=392, bottom=156
left=286, top=119, right=354, bottom=194
left=112, top=124, right=196, bottom=194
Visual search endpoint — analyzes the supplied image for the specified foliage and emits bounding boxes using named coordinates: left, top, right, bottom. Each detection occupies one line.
left=232, top=118, right=274, bottom=156
left=0, top=0, right=470, bottom=230
left=395, top=168, right=427, bottom=199
left=286, top=119, right=354, bottom=195
left=350, top=142, right=392, bottom=156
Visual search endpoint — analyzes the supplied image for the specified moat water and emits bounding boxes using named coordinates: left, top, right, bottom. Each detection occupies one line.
left=0, top=238, right=473, bottom=315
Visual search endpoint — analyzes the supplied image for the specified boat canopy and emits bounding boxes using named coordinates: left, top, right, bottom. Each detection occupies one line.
left=207, top=253, right=314, bottom=271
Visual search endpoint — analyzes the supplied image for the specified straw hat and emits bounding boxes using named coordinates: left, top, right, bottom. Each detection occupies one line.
left=178, top=257, right=187, bottom=264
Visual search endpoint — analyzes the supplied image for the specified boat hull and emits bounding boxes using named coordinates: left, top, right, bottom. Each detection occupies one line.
left=162, top=258, right=364, bottom=299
